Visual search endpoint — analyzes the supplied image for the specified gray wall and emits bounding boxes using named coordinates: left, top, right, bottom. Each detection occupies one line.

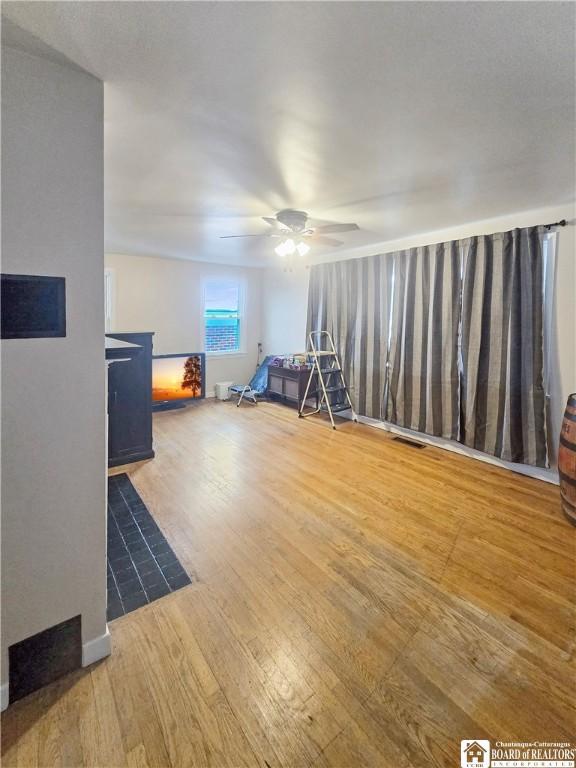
left=1, top=46, right=106, bottom=685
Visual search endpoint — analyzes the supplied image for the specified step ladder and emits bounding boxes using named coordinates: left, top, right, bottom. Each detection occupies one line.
left=298, top=330, right=358, bottom=429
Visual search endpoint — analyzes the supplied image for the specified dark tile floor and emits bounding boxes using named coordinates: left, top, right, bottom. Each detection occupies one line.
left=107, top=474, right=191, bottom=621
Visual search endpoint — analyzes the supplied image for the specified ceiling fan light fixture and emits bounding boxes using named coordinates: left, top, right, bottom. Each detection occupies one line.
left=274, top=238, right=296, bottom=257
left=275, top=237, right=309, bottom=258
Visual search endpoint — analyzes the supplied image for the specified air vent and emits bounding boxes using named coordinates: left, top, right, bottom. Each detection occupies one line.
left=392, top=436, right=426, bottom=449
left=9, top=615, right=82, bottom=703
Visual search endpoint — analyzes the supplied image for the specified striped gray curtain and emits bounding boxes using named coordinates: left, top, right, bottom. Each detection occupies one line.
left=461, top=228, right=548, bottom=467
left=384, top=242, right=462, bottom=439
left=306, top=254, right=392, bottom=418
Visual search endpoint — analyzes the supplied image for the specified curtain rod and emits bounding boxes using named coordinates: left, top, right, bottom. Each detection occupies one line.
left=544, top=219, right=567, bottom=231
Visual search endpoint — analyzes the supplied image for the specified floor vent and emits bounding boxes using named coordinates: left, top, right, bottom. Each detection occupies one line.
left=9, top=615, right=82, bottom=703
left=392, top=436, right=426, bottom=449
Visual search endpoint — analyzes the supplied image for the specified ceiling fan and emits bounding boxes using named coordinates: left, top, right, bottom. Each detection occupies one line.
left=220, top=209, right=359, bottom=256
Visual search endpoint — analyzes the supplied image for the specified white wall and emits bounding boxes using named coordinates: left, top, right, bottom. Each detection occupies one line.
left=1, top=48, right=107, bottom=693
left=262, top=266, right=310, bottom=356
left=105, top=253, right=263, bottom=395
left=262, top=203, right=576, bottom=479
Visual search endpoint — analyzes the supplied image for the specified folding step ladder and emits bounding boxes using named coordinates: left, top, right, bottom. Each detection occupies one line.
left=298, top=330, right=358, bottom=429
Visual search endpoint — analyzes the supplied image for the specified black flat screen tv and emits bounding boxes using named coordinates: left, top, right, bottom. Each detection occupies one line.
left=152, top=353, right=205, bottom=408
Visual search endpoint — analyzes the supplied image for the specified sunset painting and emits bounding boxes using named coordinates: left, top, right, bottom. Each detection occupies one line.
left=152, top=355, right=204, bottom=402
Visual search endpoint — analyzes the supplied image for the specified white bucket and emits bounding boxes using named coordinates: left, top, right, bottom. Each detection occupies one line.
left=215, top=381, right=234, bottom=400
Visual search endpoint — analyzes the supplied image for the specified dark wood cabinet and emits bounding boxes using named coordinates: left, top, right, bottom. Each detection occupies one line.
left=106, top=332, right=154, bottom=468
left=267, top=365, right=317, bottom=408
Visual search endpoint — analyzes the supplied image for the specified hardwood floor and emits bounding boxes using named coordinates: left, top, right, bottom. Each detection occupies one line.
left=2, top=400, right=575, bottom=767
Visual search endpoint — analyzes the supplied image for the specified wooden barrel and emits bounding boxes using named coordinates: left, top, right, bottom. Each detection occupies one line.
left=559, top=394, right=576, bottom=525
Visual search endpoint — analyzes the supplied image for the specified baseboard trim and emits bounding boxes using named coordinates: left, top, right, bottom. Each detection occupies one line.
left=0, top=683, right=8, bottom=712
left=108, top=450, right=154, bottom=468
left=82, top=626, right=111, bottom=667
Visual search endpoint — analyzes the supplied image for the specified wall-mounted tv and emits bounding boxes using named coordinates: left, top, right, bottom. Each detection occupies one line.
left=152, top=353, right=205, bottom=409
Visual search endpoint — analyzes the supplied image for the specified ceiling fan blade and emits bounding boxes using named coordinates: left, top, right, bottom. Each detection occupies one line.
left=307, top=234, right=343, bottom=247
left=262, top=216, right=280, bottom=227
left=219, top=233, right=274, bottom=239
left=314, top=223, right=359, bottom=234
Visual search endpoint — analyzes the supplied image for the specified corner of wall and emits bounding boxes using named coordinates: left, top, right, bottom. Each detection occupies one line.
left=81, top=626, right=112, bottom=667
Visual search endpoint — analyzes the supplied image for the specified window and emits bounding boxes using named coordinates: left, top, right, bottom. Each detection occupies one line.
left=204, top=282, right=242, bottom=354
left=104, top=268, right=114, bottom=332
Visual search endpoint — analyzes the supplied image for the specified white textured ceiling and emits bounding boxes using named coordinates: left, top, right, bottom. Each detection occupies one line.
left=3, top=1, right=575, bottom=266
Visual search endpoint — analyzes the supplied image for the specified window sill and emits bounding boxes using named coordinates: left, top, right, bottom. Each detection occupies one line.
left=206, top=351, right=247, bottom=359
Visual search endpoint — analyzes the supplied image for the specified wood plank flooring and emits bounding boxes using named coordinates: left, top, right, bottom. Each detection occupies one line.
left=2, top=400, right=575, bottom=767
